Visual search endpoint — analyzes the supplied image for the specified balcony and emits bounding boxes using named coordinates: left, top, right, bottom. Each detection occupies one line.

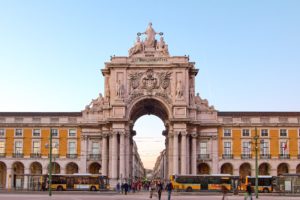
left=298, top=154, right=300, bottom=159
left=260, top=154, right=271, bottom=159
left=0, top=153, right=5, bottom=158
left=66, top=154, right=78, bottom=159
left=88, top=154, right=101, bottom=161
left=279, top=154, right=290, bottom=159
left=30, top=153, right=41, bottom=158
left=241, top=154, right=252, bottom=159
left=48, top=154, right=59, bottom=158
left=197, top=154, right=210, bottom=160
left=222, top=154, right=233, bottom=159
left=13, top=153, right=24, bottom=158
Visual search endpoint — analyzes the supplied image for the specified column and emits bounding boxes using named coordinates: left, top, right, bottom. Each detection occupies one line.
left=119, top=132, right=125, bottom=180
left=102, top=134, right=108, bottom=176
left=111, top=132, right=118, bottom=179
left=168, top=134, right=173, bottom=177
left=211, top=135, right=219, bottom=174
left=181, top=132, right=187, bottom=174
left=186, top=135, right=190, bottom=174
left=191, top=135, right=197, bottom=174
left=6, top=168, right=11, bottom=189
left=173, top=132, right=178, bottom=174
left=125, top=132, right=130, bottom=179
left=80, top=136, right=87, bottom=173
left=24, top=168, right=29, bottom=189
left=109, top=134, right=112, bottom=178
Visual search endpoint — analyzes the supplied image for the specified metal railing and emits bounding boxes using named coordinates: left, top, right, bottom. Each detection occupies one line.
left=260, top=154, right=271, bottom=159
left=0, top=153, right=5, bottom=158
left=48, top=154, right=59, bottom=158
left=279, top=154, right=290, bottom=159
left=222, top=154, right=233, bottom=159
left=30, top=153, right=41, bottom=158
left=197, top=154, right=210, bottom=160
left=66, top=154, right=78, bottom=159
left=13, top=153, right=24, bottom=158
left=88, top=154, right=101, bottom=161
left=241, top=154, right=252, bottom=159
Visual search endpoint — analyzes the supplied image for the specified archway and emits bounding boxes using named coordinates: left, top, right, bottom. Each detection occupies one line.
left=259, top=163, right=270, bottom=175
left=296, top=164, right=300, bottom=174
left=29, top=162, right=43, bottom=190
left=66, top=162, right=79, bottom=174
left=30, top=162, right=42, bottom=175
left=0, top=162, right=6, bottom=188
left=12, top=161, right=24, bottom=189
left=89, top=162, right=101, bottom=174
left=48, top=162, right=60, bottom=174
left=239, top=163, right=251, bottom=178
left=277, top=163, right=289, bottom=176
left=197, top=163, right=210, bottom=174
left=221, top=163, right=233, bottom=175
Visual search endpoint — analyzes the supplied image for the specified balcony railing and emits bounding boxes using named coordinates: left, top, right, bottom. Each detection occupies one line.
left=66, top=154, right=78, bottom=159
left=197, top=154, right=210, bottom=160
left=241, top=154, right=252, bottom=159
left=222, top=154, right=233, bottom=159
left=279, top=154, right=290, bottom=159
left=298, top=154, right=300, bottom=159
left=30, top=153, right=41, bottom=158
left=260, top=154, right=271, bottom=159
left=48, top=154, right=59, bottom=158
left=88, top=154, right=101, bottom=161
left=0, top=153, right=6, bottom=158
left=13, top=153, right=24, bottom=158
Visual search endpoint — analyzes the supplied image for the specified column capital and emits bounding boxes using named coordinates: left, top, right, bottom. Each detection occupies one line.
left=181, top=131, right=187, bottom=136
left=191, top=132, right=197, bottom=138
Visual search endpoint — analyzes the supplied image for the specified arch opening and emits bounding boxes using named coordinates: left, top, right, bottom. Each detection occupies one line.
left=197, top=163, right=210, bottom=174
left=66, top=162, right=79, bottom=174
left=221, top=163, right=233, bottom=175
left=239, top=163, right=251, bottom=178
left=89, top=162, right=101, bottom=174
left=0, top=162, right=6, bottom=189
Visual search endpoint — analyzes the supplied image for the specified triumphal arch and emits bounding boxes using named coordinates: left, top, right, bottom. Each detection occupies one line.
left=81, top=23, right=218, bottom=182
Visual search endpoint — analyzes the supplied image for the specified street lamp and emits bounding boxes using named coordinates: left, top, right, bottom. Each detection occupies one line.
left=253, top=127, right=259, bottom=199
left=45, top=128, right=53, bottom=196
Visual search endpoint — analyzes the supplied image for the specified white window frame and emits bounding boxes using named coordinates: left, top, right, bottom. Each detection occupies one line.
left=199, top=141, right=208, bottom=155
left=279, top=129, right=288, bottom=137
left=68, top=140, right=77, bottom=154
left=14, top=140, right=23, bottom=154
left=32, top=129, right=41, bottom=137
left=242, top=129, right=250, bottom=137
left=91, top=141, right=100, bottom=154
left=0, top=129, right=5, bottom=137
left=52, top=140, right=59, bottom=155
left=68, top=129, right=77, bottom=137
left=224, top=129, right=232, bottom=137
left=51, top=129, right=59, bottom=137
left=0, top=140, right=5, bottom=154
left=279, top=140, right=288, bottom=155
left=223, top=141, right=232, bottom=155
left=242, top=141, right=251, bottom=155
left=260, top=140, right=269, bottom=155
left=261, top=129, right=269, bottom=137
left=32, top=140, right=41, bottom=154
left=15, top=128, right=23, bottom=137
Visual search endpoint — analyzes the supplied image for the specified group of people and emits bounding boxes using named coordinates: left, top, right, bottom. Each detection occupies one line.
left=149, top=180, right=173, bottom=200
left=222, top=182, right=253, bottom=200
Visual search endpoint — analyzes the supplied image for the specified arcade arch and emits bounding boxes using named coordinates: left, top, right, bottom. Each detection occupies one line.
left=239, top=163, right=251, bottom=178
left=0, top=162, right=6, bottom=188
left=89, top=162, right=101, bottom=174
left=220, top=163, right=233, bottom=175
left=197, top=163, right=210, bottom=174
left=277, top=163, right=289, bottom=176
left=66, top=162, right=79, bottom=174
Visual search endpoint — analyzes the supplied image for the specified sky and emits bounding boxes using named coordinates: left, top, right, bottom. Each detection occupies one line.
left=0, top=0, right=300, bottom=169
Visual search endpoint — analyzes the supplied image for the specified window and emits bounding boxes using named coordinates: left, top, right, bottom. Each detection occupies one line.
left=92, top=142, right=99, bottom=154
left=68, top=129, right=76, bottom=137
left=280, top=141, right=288, bottom=155
left=32, top=141, right=40, bottom=154
left=51, top=129, right=58, bottom=137
left=224, top=129, right=231, bottom=137
left=260, top=140, right=269, bottom=155
left=242, top=129, right=250, bottom=137
left=33, top=129, right=41, bottom=137
left=68, top=141, right=76, bottom=154
left=15, top=141, right=23, bottom=154
left=280, top=129, right=287, bottom=137
left=224, top=142, right=231, bottom=155
left=261, top=129, right=268, bottom=137
left=52, top=141, right=59, bottom=154
left=0, top=141, right=5, bottom=153
left=15, top=129, right=23, bottom=137
left=0, top=129, right=5, bottom=137
left=242, top=141, right=251, bottom=155
left=199, top=141, right=207, bottom=155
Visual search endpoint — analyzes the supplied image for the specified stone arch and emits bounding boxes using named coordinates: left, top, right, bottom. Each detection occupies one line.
left=30, top=162, right=42, bottom=175
left=239, top=162, right=251, bottom=178
left=47, top=162, right=60, bottom=174
left=277, top=163, right=289, bottom=176
left=220, top=163, right=233, bottom=175
left=88, top=162, right=101, bottom=174
left=12, top=161, right=25, bottom=189
left=259, top=163, right=271, bottom=175
left=66, top=162, right=79, bottom=174
left=296, top=164, right=300, bottom=174
left=0, top=161, right=7, bottom=189
left=128, top=97, right=171, bottom=123
left=197, top=163, right=210, bottom=174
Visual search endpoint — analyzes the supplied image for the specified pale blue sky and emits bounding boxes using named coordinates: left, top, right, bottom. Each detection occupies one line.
left=0, top=0, right=300, bottom=169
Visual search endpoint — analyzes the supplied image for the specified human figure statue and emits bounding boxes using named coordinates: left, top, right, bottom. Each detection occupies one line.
left=116, top=80, right=124, bottom=98
left=143, top=22, right=157, bottom=48
left=129, top=35, right=143, bottom=56
left=157, top=36, right=169, bottom=55
left=176, top=80, right=184, bottom=98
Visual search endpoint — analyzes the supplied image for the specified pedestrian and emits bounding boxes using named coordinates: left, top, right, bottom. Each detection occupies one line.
left=157, top=181, right=163, bottom=200
left=246, top=182, right=253, bottom=200
left=165, top=181, right=173, bottom=200
left=116, top=182, right=120, bottom=193
left=124, top=182, right=129, bottom=195
left=149, top=181, right=155, bottom=198
left=221, top=184, right=228, bottom=200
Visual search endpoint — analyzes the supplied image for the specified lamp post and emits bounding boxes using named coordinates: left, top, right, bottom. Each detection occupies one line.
left=48, top=128, right=53, bottom=196
left=254, top=127, right=259, bottom=199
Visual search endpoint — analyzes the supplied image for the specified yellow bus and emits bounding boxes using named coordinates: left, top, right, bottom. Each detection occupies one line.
left=170, top=174, right=238, bottom=192
left=43, top=173, right=109, bottom=191
left=241, top=176, right=273, bottom=193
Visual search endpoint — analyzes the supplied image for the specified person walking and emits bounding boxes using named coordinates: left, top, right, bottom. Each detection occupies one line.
left=156, top=181, right=163, bottom=200
left=221, top=184, right=228, bottom=200
left=149, top=181, right=155, bottom=198
left=165, top=181, right=173, bottom=200
left=246, top=183, right=253, bottom=200
left=123, top=182, right=129, bottom=195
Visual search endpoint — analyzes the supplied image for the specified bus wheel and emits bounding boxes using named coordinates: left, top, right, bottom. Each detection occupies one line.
left=90, top=186, right=97, bottom=191
left=263, top=188, right=269, bottom=193
left=57, top=186, right=63, bottom=191
left=186, top=187, right=193, bottom=192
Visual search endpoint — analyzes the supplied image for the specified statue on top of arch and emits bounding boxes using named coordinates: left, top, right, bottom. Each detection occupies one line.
left=129, top=23, right=169, bottom=57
